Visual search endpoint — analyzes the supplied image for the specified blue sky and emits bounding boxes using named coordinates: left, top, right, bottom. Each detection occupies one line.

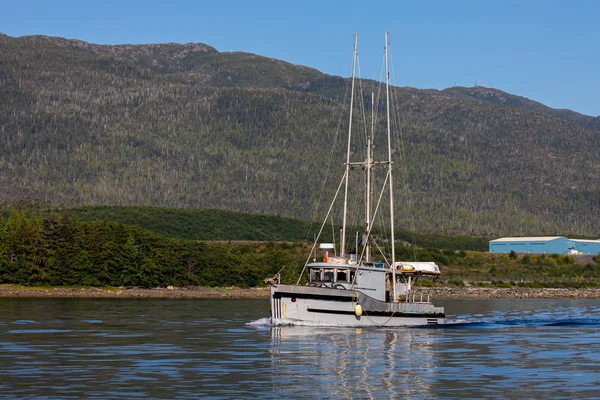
left=2, top=0, right=598, bottom=116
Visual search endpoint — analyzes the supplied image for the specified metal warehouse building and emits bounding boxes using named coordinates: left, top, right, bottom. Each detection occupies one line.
left=489, top=236, right=600, bottom=255
left=570, top=239, right=600, bottom=255
left=489, top=237, right=570, bottom=254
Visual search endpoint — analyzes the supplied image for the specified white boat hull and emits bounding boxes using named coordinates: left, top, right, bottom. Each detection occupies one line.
left=270, top=284, right=444, bottom=327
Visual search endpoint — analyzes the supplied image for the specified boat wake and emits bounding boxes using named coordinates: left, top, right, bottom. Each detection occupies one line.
left=246, top=318, right=272, bottom=326
left=431, top=317, right=600, bottom=329
left=246, top=317, right=600, bottom=329
left=247, top=316, right=600, bottom=329
left=247, top=318, right=353, bottom=328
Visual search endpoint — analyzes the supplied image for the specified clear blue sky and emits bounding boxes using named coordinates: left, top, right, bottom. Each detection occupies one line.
left=2, top=0, right=598, bottom=116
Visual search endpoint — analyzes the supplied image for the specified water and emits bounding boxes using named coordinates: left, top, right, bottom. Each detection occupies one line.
left=0, top=298, right=598, bottom=398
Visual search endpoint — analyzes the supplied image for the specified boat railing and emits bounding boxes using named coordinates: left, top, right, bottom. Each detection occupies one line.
left=405, top=293, right=431, bottom=304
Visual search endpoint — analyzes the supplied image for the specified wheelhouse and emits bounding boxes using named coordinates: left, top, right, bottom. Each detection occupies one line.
left=308, top=265, right=357, bottom=287
left=306, top=261, right=390, bottom=301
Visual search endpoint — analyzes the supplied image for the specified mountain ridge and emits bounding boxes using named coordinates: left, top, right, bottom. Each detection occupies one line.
left=441, top=85, right=598, bottom=128
left=1, top=34, right=599, bottom=237
left=15, top=35, right=598, bottom=121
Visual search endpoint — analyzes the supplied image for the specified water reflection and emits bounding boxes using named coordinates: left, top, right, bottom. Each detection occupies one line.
left=270, top=325, right=441, bottom=398
left=267, top=299, right=600, bottom=398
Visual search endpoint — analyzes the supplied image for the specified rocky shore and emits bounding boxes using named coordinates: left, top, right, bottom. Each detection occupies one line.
left=1, top=285, right=599, bottom=299
left=426, top=286, right=600, bottom=299
left=0, top=286, right=269, bottom=299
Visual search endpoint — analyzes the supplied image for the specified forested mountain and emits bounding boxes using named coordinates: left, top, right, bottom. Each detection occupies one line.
left=1, top=34, right=599, bottom=237
left=441, top=86, right=599, bottom=130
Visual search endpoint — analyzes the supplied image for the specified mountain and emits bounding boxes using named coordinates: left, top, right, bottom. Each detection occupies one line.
left=1, top=34, right=599, bottom=237
left=441, top=86, right=598, bottom=130
left=588, top=116, right=600, bottom=131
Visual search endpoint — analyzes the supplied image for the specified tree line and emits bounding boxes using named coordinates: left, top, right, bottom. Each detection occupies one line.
left=1, top=206, right=598, bottom=288
left=0, top=209, right=305, bottom=287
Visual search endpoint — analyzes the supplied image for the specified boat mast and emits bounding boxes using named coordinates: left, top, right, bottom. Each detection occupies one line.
left=385, top=31, right=397, bottom=301
left=365, top=92, right=374, bottom=262
left=341, top=34, right=358, bottom=258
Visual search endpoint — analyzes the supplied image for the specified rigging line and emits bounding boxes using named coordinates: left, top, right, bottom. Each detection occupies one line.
left=367, top=53, right=390, bottom=264
left=331, top=213, right=336, bottom=256
left=371, top=175, right=391, bottom=263
left=362, top=304, right=398, bottom=326
left=352, top=172, right=363, bottom=251
left=354, top=66, right=372, bottom=255
left=392, top=114, right=419, bottom=263
left=389, top=50, right=419, bottom=262
left=303, top=99, right=346, bottom=240
left=372, top=240, right=389, bottom=266
left=376, top=51, right=385, bottom=125
left=356, top=56, right=370, bottom=145
left=351, top=293, right=397, bottom=326
left=341, top=34, right=358, bottom=258
left=357, top=168, right=391, bottom=265
left=376, top=200, right=390, bottom=260
left=371, top=52, right=385, bottom=162
left=385, top=30, right=396, bottom=294
left=302, top=80, right=351, bottom=244
left=366, top=52, right=387, bottom=241
left=341, top=168, right=363, bottom=259
left=296, top=171, right=348, bottom=285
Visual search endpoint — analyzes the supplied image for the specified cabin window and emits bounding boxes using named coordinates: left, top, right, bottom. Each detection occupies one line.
left=336, top=269, right=348, bottom=282
left=310, top=269, right=322, bottom=282
left=323, top=269, right=335, bottom=282
left=349, top=271, right=356, bottom=283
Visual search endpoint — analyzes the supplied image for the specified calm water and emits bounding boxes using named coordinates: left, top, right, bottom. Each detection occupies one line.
left=0, top=297, right=598, bottom=399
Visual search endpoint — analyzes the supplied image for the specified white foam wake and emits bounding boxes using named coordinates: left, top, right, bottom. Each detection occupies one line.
left=246, top=317, right=351, bottom=327
left=246, top=317, right=272, bottom=326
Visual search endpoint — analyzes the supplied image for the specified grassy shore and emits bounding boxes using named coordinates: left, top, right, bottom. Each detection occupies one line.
left=1, top=285, right=599, bottom=299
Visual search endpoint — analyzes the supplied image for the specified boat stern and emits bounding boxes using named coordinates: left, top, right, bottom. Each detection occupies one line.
left=270, top=285, right=283, bottom=321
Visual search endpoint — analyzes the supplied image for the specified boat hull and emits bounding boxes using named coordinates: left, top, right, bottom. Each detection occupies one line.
left=270, top=284, right=445, bottom=327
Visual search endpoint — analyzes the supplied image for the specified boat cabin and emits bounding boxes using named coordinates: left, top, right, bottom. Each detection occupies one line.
left=307, top=261, right=389, bottom=301
left=306, top=258, right=441, bottom=302
left=308, top=264, right=357, bottom=287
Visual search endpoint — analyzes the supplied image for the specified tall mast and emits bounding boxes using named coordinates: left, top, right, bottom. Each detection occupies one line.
left=385, top=31, right=397, bottom=301
left=365, top=92, right=374, bottom=262
left=341, top=34, right=358, bottom=258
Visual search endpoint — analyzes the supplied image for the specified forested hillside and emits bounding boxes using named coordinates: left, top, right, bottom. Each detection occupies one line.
left=59, top=205, right=491, bottom=251
left=2, top=208, right=596, bottom=289
left=0, top=208, right=305, bottom=287
left=1, top=34, right=599, bottom=237
left=441, top=86, right=599, bottom=130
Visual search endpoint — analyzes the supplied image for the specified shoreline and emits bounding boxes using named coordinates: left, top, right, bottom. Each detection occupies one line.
left=427, top=286, right=600, bottom=299
left=1, top=285, right=599, bottom=299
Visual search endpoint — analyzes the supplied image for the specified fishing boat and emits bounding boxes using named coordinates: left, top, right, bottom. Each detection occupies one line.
left=270, top=32, right=445, bottom=326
